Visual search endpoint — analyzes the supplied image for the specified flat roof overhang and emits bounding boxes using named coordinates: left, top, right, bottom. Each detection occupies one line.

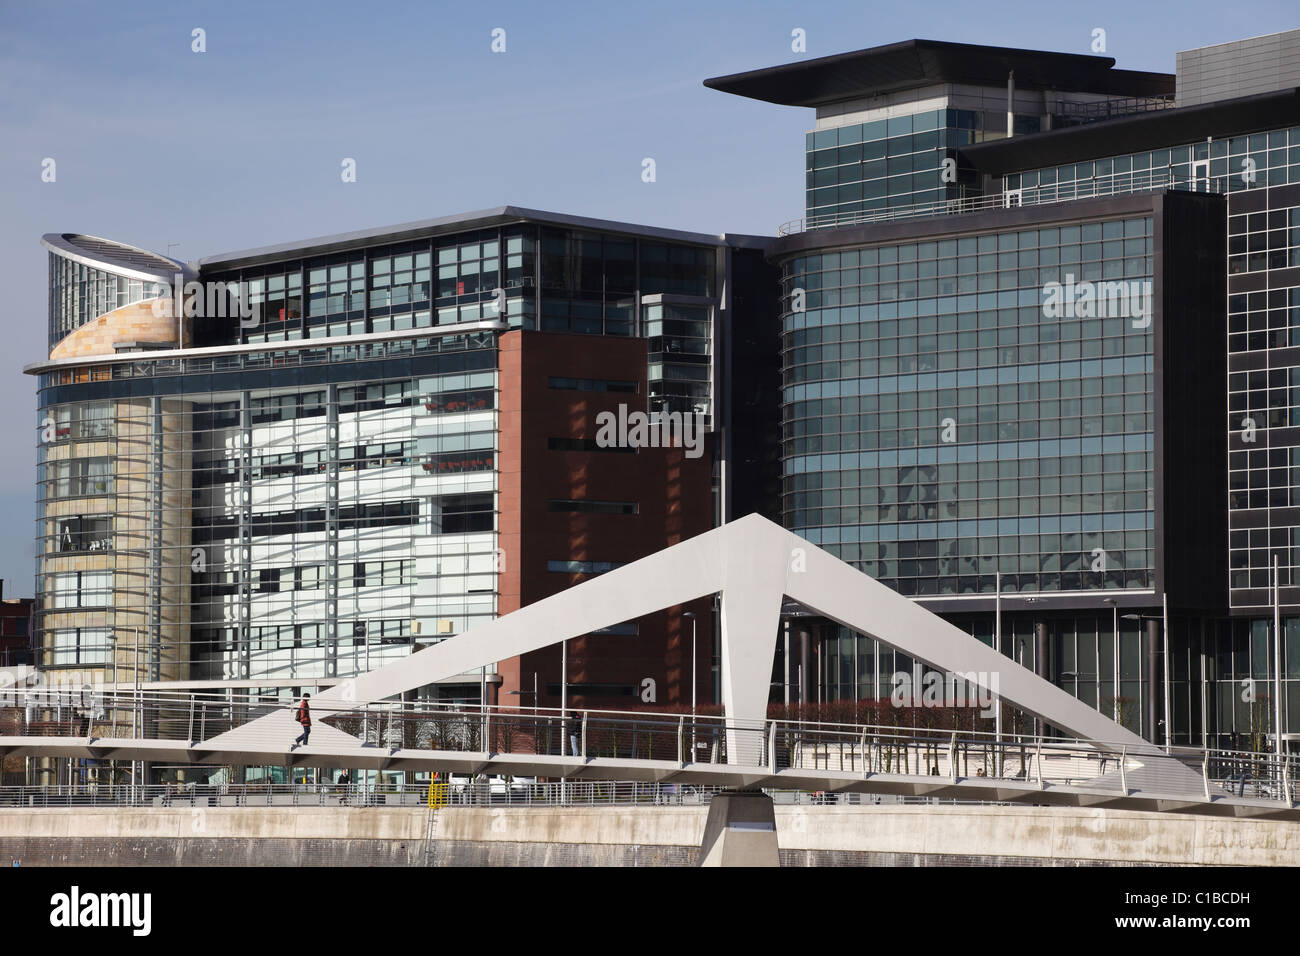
left=961, top=87, right=1300, bottom=174
left=703, top=38, right=1173, bottom=108
left=766, top=191, right=1170, bottom=260
left=198, top=205, right=772, bottom=273
left=41, top=233, right=193, bottom=284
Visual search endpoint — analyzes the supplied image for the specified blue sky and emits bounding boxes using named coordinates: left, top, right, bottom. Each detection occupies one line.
left=0, top=0, right=1297, bottom=591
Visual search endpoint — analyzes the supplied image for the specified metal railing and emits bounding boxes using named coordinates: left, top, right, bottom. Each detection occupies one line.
left=0, top=780, right=728, bottom=809
left=0, top=780, right=1007, bottom=810
left=1053, top=95, right=1176, bottom=123
left=779, top=167, right=1225, bottom=236
left=2, top=687, right=1296, bottom=808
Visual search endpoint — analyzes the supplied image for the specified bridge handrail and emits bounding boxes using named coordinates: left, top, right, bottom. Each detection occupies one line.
left=5, top=689, right=1297, bottom=806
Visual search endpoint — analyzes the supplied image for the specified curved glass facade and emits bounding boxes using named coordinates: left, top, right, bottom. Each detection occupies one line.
left=47, top=251, right=167, bottom=350
left=35, top=335, right=500, bottom=687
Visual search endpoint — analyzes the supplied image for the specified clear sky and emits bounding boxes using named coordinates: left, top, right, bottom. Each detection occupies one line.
left=0, top=0, right=1297, bottom=592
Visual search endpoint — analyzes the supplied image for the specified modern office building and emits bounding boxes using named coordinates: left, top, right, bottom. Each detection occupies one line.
left=28, top=211, right=778, bottom=741
left=707, top=31, right=1300, bottom=749
left=29, top=28, right=1300, bottom=770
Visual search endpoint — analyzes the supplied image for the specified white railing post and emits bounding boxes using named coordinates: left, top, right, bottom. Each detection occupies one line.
left=1202, top=751, right=1211, bottom=800
left=768, top=722, right=777, bottom=774
left=949, top=732, right=958, bottom=782
left=580, top=712, right=587, bottom=761
left=677, top=716, right=684, bottom=766
left=1036, top=741, right=1044, bottom=790
left=187, top=695, right=195, bottom=744
left=860, top=730, right=868, bottom=778
left=1119, top=746, right=1128, bottom=795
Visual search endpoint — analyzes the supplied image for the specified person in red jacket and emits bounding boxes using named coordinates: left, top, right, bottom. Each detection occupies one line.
left=292, top=694, right=311, bottom=749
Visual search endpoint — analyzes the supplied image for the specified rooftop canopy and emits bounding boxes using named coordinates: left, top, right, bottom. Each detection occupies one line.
left=703, top=38, right=1174, bottom=108
left=40, top=233, right=190, bottom=284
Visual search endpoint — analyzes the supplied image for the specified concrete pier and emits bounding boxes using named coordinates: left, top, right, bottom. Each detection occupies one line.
left=1, top=804, right=1297, bottom=866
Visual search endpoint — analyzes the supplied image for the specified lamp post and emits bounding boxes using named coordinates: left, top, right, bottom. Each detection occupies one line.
left=1103, top=598, right=1118, bottom=725
left=994, top=572, right=1002, bottom=774
left=507, top=673, right=539, bottom=715
left=683, top=612, right=697, bottom=720
left=1273, top=554, right=1284, bottom=768
left=1016, top=638, right=1027, bottom=743
left=783, top=619, right=791, bottom=707
left=684, top=611, right=697, bottom=757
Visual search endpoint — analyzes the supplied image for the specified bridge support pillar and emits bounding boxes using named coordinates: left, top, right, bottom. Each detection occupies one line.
left=697, top=790, right=779, bottom=867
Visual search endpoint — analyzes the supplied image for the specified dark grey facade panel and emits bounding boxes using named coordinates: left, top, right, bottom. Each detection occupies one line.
left=960, top=88, right=1300, bottom=173
left=1177, top=30, right=1300, bottom=107
left=1155, top=191, right=1227, bottom=612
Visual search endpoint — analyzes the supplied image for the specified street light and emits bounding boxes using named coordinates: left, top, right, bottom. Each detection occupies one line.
left=684, top=611, right=697, bottom=760
left=994, top=571, right=1002, bottom=773
left=1103, top=598, right=1119, bottom=725
left=1272, top=555, right=1284, bottom=768
left=683, top=612, right=697, bottom=720
left=506, top=673, right=539, bottom=715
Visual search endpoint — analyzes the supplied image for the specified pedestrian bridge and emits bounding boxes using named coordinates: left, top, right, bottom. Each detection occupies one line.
left=2, top=514, right=1296, bottom=820
left=2, top=692, right=1296, bottom=820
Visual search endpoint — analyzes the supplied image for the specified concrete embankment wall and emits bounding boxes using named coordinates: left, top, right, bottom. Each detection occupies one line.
left=1, top=805, right=1297, bottom=866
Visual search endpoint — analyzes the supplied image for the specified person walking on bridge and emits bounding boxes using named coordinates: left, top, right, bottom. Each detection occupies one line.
left=567, top=710, right=582, bottom=758
left=292, top=694, right=312, bottom=749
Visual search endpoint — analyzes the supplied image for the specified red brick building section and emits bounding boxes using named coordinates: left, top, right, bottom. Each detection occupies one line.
left=0, top=584, right=34, bottom=667
left=496, top=330, right=714, bottom=712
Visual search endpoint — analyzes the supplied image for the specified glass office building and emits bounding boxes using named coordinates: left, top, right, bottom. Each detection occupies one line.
left=806, top=107, right=1044, bottom=223
left=781, top=215, right=1156, bottom=598
left=28, top=211, right=775, bottom=743
left=36, top=316, right=501, bottom=697
left=711, top=33, right=1298, bottom=747
left=30, top=30, right=1300, bottom=768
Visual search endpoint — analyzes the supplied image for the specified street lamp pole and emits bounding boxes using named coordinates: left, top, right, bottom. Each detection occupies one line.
left=133, top=625, right=140, bottom=737
left=783, top=618, right=791, bottom=707
left=1103, top=598, right=1118, bottom=724
left=1112, top=604, right=1119, bottom=724
left=133, top=624, right=141, bottom=800
left=1162, top=592, right=1171, bottom=753
left=994, top=572, right=1002, bottom=773
left=1274, top=554, right=1284, bottom=766
left=684, top=611, right=697, bottom=758
left=683, top=612, right=697, bottom=720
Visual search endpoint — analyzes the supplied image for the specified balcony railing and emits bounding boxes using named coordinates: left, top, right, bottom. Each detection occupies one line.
left=1052, top=95, right=1176, bottom=125
left=779, top=167, right=1224, bottom=236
